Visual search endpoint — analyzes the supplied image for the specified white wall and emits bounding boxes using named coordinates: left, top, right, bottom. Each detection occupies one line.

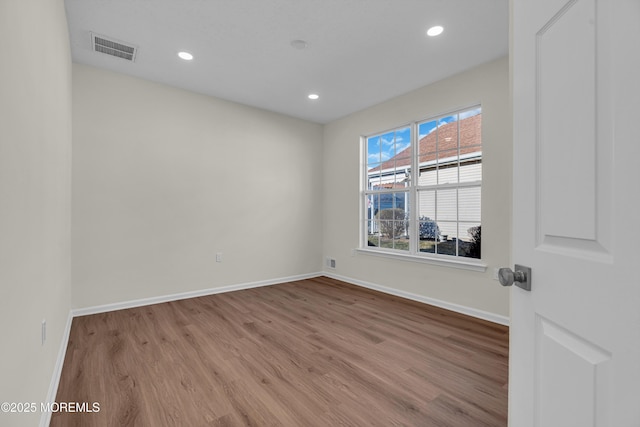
left=0, top=0, right=72, bottom=425
left=0, top=8, right=510, bottom=422
left=72, top=65, right=324, bottom=308
left=323, top=57, right=511, bottom=318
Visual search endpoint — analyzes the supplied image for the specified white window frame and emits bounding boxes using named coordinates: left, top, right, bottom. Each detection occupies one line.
left=359, top=106, right=487, bottom=272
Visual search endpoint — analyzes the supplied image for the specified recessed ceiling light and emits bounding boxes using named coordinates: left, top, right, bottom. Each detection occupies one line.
left=426, top=26, right=444, bottom=37
left=178, top=51, right=194, bottom=60
left=290, top=39, right=308, bottom=50
left=308, top=93, right=319, bottom=100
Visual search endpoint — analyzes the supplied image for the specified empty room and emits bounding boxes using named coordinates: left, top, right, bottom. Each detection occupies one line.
left=1, top=0, right=638, bottom=426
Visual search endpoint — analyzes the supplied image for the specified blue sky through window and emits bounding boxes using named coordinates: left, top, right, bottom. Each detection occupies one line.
left=367, top=126, right=410, bottom=168
left=367, top=107, right=481, bottom=168
left=418, top=107, right=481, bottom=140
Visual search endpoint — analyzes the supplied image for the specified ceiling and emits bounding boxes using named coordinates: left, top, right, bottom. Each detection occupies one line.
left=64, top=0, right=508, bottom=124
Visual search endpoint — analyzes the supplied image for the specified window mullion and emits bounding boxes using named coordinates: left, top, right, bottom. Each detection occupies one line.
left=362, top=137, right=367, bottom=249
left=410, top=122, right=418, bottom=255
left=456, top=114, right=460, bottom=257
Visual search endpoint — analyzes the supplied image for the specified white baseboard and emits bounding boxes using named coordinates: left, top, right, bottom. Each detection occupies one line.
left=323, top=271, right=510, bottom=326
left=72, top=272, right=323, bottom=317
left=39, top=309, right=74, bottom=427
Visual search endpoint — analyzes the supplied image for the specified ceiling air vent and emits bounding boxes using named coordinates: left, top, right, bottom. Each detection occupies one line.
left=91, top=33, right=137, bottom=62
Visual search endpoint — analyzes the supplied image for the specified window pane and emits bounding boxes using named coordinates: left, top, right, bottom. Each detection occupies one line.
left=437, top=189, right=457, bottom=221
left=392, top=219, right=410, bottom=251
left=395, top=127, right=411, bottom=158
left=419, top=214, right=439, bottom=254
left=367, top=135, right=381, bottom=166
left=459, top=222, right=479, bottom=242
left=381, top=131, right=395, bottom=164
left=437, top=162, right=458, bottom=185
left=419, top=235, right=436, bottom=253
left=458, top=186, right=481, bottom=222
left=418, top=166, right=437, bottom=186
left=368, top=194, right=378, bottom=217
left=437, top=221, right=458, bottom=242
left=437, top=149, right=459, bottom=185
left=437, top=149, right=459, bottom=164
left=459, top=161, right=482, bottom=183
left=389, top=161, right=411, bottom=188
left=394, top=158, right=412, bottom=172
left=367, top=220, right=380, bottom=247
left=418, top=120, right=438, bottom=154
left=459, top=222, right=481, bottom=259
left=418, top=152, right=437, bottom=169
left=392, top=170, right=410, bottom=188
left=377, top=171, right=404, bottom=189
left=376, top=192, right=406, bottom=212
left=438, top=114, right=459, bottom=153
left=417, top=188, right=437, bottom=254
left=367, top=164, right=381, bottom=189
left=460, top=108, right=482, bottom=151
left=437, top=222, right=457, bottom=256
left=418, top=189, right=435, bottom=219
left=365, top=194, right=377, bottom=220
left=375, top=192, right=408, bottom=248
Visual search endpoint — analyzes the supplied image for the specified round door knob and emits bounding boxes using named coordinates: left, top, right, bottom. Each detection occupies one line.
left=498, top=267, right=527, bottom=287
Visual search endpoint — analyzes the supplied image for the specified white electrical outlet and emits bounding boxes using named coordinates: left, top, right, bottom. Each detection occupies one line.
left=41, top=319, right=46, bottom=345
left=216, top=253, right=223, bottom=263
left=493, top=268, right=500, bottom=281
left=351, top=248, right=357, bottom=257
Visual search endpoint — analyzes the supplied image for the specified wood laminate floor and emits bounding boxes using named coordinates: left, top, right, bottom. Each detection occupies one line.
left=52, top=276, right=509, bottom=426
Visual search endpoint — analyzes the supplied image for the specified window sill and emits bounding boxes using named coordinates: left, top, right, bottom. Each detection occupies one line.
left=355, top=248, right=487, bottom=272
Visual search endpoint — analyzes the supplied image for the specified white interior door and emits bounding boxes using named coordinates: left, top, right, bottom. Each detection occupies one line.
left=510, top=0, right=640, bottom=426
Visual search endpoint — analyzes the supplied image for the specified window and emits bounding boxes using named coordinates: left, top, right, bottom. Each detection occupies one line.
left=363, top=106, right=482, bottom=260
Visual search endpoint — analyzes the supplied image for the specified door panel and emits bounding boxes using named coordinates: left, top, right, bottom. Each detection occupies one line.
left=511, top=0, right=640, bottom=425
left=535, top=0, right=613, bottom=260
left=536, top=316, right=612, bottom=427
left=537, top=0, right=597, bottom=243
